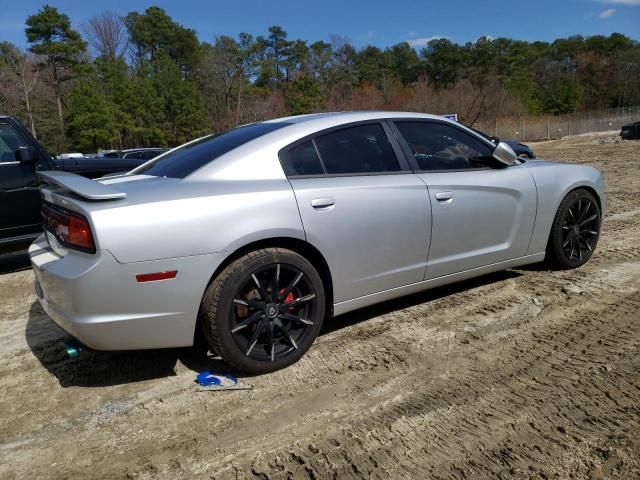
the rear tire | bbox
[200,248,325,374]
[546,189,601,269]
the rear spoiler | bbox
[37,171,126,200]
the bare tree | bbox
[83,11,128,59]
[0,43,40,137]
[17,52,40,137]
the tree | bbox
[0,42,40,137]
[328,35,358,100]
[124,7,201,74]
[83,11,128,60]
[65,71,121,151]
[151,52,206,144]
[386,42,419,85]
[287,76,323,115]
[356,46,387,86]
[419,38,465,89]
[25,5,86,131]
[308,41,332,84]
[265,26,291,87]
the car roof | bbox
[192,111,479,181]
[253,111,457,147]
[265,111,446,126]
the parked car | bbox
[469,126,536,158]
[57,152,85,159]
[30,112,605,373]
[0,115,166,252]
[620,121,640,140]
[96,148,168,160]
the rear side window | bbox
[314,124,400,175]
[281,141,324,176]
[136,122,290,178]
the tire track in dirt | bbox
[227,289,640,479]
[2,135,640,480]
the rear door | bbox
[0,123,41,239]
[391,120,537,279]
[282,122,431,303]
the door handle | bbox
[435,191,454,202]
[311,197,336,209]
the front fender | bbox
[525,160,605,255]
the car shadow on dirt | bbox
[25,298,262,388]
[322,269,522,334]
[26,269,522,388]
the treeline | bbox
[0,5,639,152]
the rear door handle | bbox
[435,191,454,202]
[311,197,336,209]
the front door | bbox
[391,120,537,279]
[0,123,41,240]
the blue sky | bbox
[1,0,639,49]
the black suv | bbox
[0,115,165,252]
[620,121,640,140]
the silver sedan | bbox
[30,112,605,373]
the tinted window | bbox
[314,124,400,175]
[395,122,493,170]
[142,150,164,159]
[282,141,324,176]
[136,122,290,178]
[0,124,26,163]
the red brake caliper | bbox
[279,289,295,310]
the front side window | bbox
[136,122,290,178]
[0,124,27,163]
[394,122,493,171]
[314,124,400,175]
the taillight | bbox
[42,203,96,253]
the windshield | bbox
[135,122,290,178]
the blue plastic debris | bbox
[195,371,252,391]
[63,339,83,358]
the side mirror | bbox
[492,141,517,166]
[16,146,38,165]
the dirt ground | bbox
[1,133,639,480]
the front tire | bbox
[200,248,325,374]
[546,189,601,269]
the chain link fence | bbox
[476,106,640,142]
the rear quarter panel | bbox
[47,177,305,263]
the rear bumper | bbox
[30,235,226,350]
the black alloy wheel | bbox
[547,189,601,269]
[560,198,599,262]
[200,248,325,374]
[229,262,318,362]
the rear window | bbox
[136,122,290,178]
